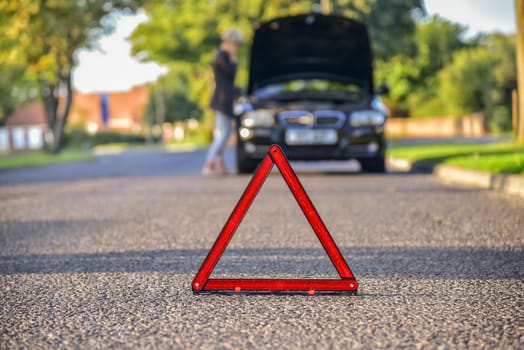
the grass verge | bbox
[0,150,94,170]
[388,142,524,175]
[94,134,210,153]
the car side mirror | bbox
[377,83,390,96]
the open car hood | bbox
[248,14,374,95]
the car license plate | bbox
[285,129,338,145]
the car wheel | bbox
[236,149,260,174]
[359,156,386,173]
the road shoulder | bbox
[387,155,524,198]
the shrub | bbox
[64,128,145,148]
[408,91,450,118]
[489,105,512,134]
[438,47,499,116]
[62,127,91,149]
[91,131,145,145]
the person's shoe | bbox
[202,160,215,176]
[202,167,215,176]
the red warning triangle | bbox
[192,145,358,294]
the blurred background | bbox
[0,0,522,175]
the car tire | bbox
[359,156,386,173]
[236,148,260,174]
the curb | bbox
[387,156,435,173]
[387,156,524,198]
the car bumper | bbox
[238,125,385,160]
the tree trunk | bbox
[154,82,165,142]
[516,0,524,143]
[40,66,74,154]
[51,71,74,154]
[40,80,59,152]
[513,89,519,140]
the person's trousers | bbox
[205,111,232,162]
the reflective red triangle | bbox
[192,145,358,294]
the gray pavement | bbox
[1,148,523,349]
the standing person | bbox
[202,28,244,175]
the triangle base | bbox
[194,278,358,295]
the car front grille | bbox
[278,110,346,128]
[314,110,346,128]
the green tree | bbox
[0,0,142,153]
[407,16,468,116]
[132,0,425,65]
[146,69,201,124]
[0,1,39,126]
[0,64,37,126]
[334,0,424,60]
[438,47,499,116]
[376,16,469,117]
[483,33,517,106]
[481,33,517,132]
[375,55,420,115]
[415,15,467,78]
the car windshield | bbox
[253,79,364,100]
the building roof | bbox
[5,102,47,127]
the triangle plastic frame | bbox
[192,145,358,295]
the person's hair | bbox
[221,28,244,44]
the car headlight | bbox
[350,110,385,127]
[242,110,274,127]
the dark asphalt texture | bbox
[1,148,523,349]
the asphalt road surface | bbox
[1,148,523,349]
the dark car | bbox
[236,14,389,173]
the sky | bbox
[72,0,518,93]
[72,11,166,94]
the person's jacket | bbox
[209,49,237,118]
